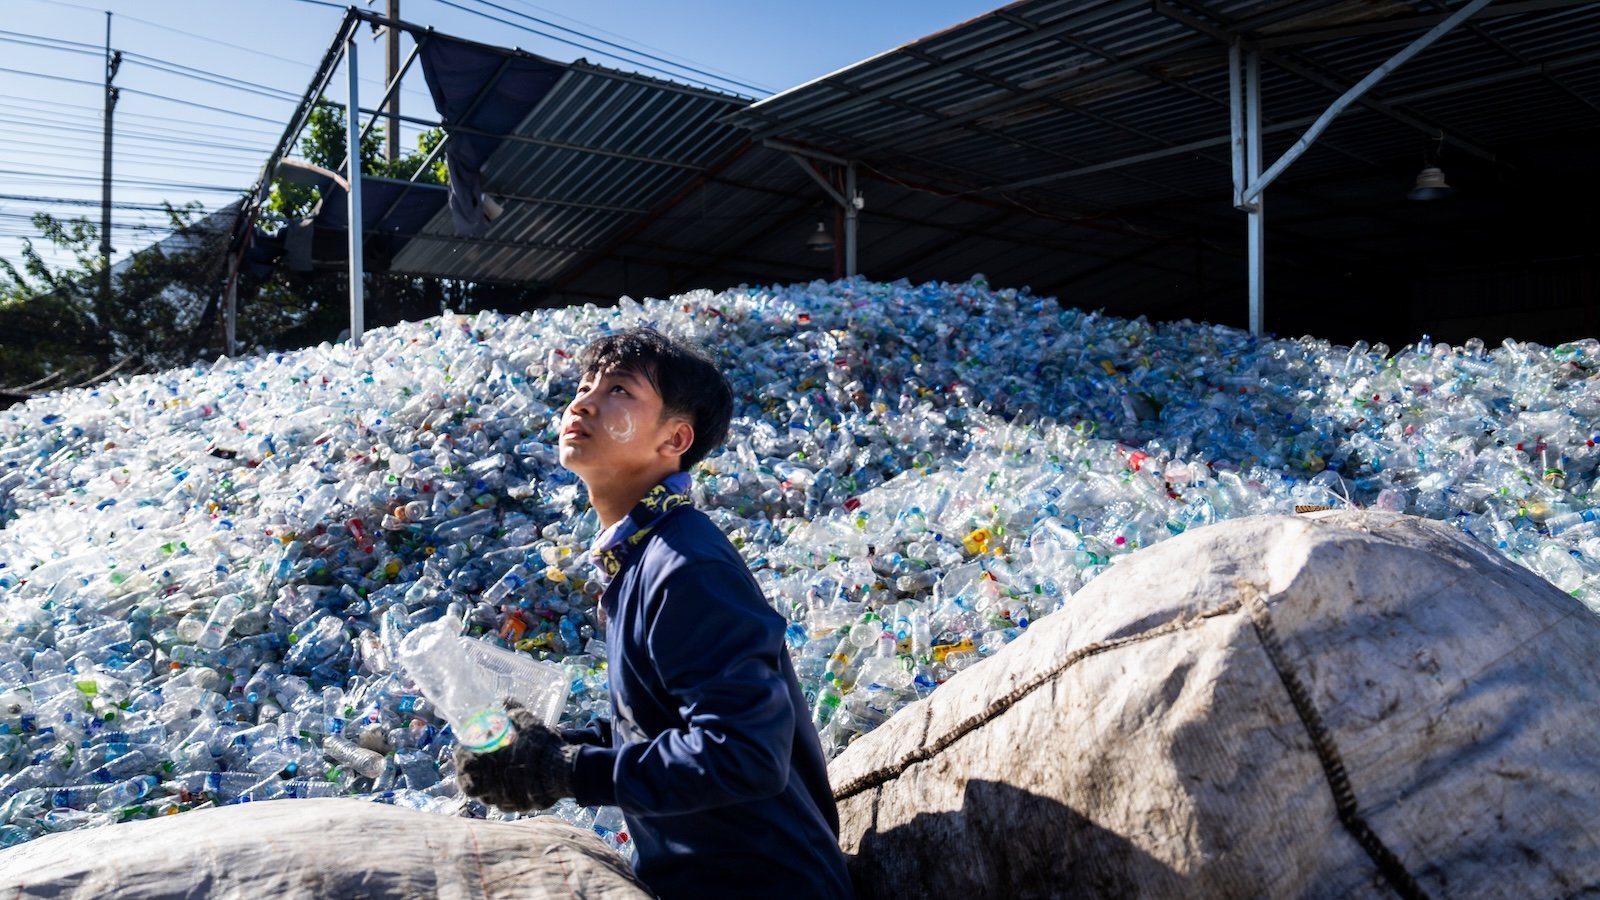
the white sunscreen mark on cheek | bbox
[604,411,637,443]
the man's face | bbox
[558,365,677,480]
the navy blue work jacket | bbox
[565,506,853,900]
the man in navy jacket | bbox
[455,327,853,899]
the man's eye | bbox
[610,385,628,394]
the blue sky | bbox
[0,0,1001,277]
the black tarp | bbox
[249,178,448,275]
[418,36,564,237]
[317,177,447,235]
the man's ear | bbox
[659,418,694,461]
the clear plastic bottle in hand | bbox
[396,618,566,753]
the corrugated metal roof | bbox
[731,0,1599,205]
[389,52,749,284]
[680,0,1597,341]
[319,1,1599,346]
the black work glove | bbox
[453,701,579,812]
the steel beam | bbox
[785,153,849,208]
[782,151,860,277]
[1242,0,1496,206]
[987,43,1597,194]
[1260,49,1498,164]
[764,139,850,167]
[344,35,426,173]
[1230,41,1250,212]
[232,7,361,254]
[1256,0,1590,47]
[1160,1,1498,165]
[407,132,449,183]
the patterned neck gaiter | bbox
[587,471,694,589]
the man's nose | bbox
[568,387,595,415]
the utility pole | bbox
[385,0,400,163]
[101,12,121,307]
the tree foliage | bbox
[268,100,445,225]
[1,98,527,407]
[0,203,234,397]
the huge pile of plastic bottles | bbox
[2,275,1598,850]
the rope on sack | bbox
[1246,593,1430,900]
[831,598,1244,802]
[829,569,1430,900]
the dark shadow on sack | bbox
[846,779,1182,900]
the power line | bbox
[497,0,770,92]
[0,17,433,108]
[19,159,248,183]
[0,219,226,247]
[12,131,268,158]
[1,52,422,140]
[0,30,102,58]
[125,53,302,103]
[0,29,297,136]
[0,96,285,140]
[20,0,316,69]
[4,103,261,136]
[457,0,768,94]
[0,169,247,195]
[0,205,222,222]
[134,49,431,111]
[0,216,203,230]
[6,114,274,154]
[431,0,760,98]
[7,112,430,169]
[130,50,434,109]
[2,137,262,169]
[2,134,265,166]
[0,65,288,125]
[0,194,231,213]
[0,218,200,230]
[0,29,302,102]
[0,225,214,244]
[0,215,194,233]
[0,144,258,174]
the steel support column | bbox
[1230,42,1265,337]
[1227,0,1493,337]
[776,143,861,278]
[225,254,238,356]
[1242,0,1495,205]
[844,162,858,277]
[1245,48,1264,338]
[346,36,365,347]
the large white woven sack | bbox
[0,797,651,899]
[829,510,1600,898]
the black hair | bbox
[577,327,734,471]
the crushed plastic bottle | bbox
[394,618,565,753]
[3,276,1600,853]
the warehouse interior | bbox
[241,0,1600,351]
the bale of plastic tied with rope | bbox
[829,510,1600,898]
[0,798,652,898]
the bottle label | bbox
[458,709,514,753]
